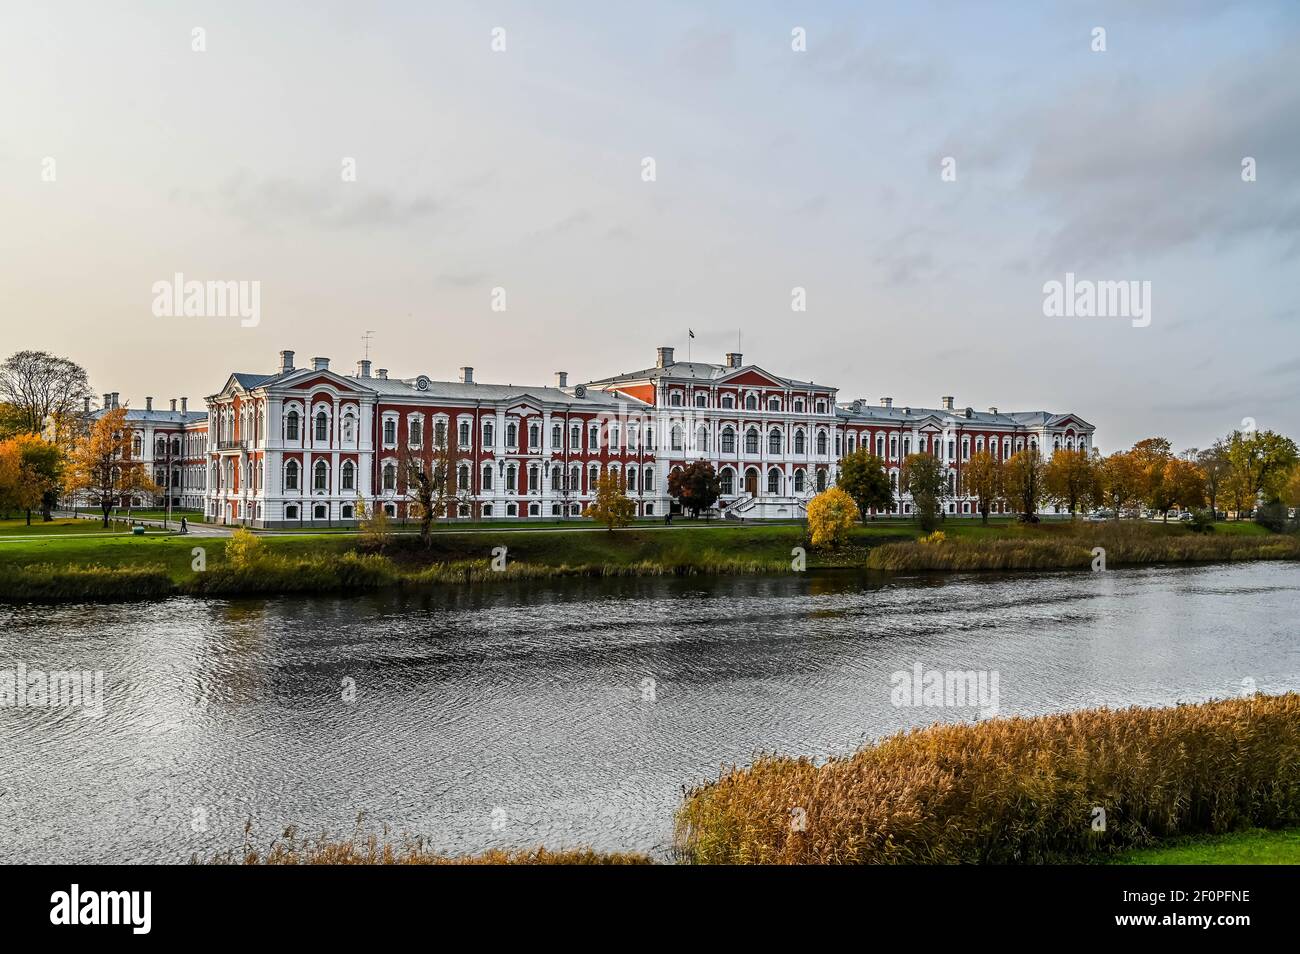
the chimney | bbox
[553,371,568,388]
[83,397,91,414]
[941,396,955,410]
[376,368,388,380]
[145,396,153,411]
[725,352,743,369]
[181,397,188,413]
[312,356,329,371]
[279,350,295,373]
[459,367,474,384]
[356,359,372,378]
[111,392,120,409]
[103,393,111,411]
[880,397,893,408]
[170,399,177,412]
[988,406,999,415]
[656,346,674,368]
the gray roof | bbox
[345,375,628,407]
[90,408,208,426]
[837,402,1091,430]
[584,360,827,390]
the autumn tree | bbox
[1163,457,1206,515]
[1003,447,1045,522]
[1043,448,1100,518]
[961,450,1004,525]
[1099,451,1142,519]
[1196,440,1230,520]
[0,351,91,443]
[837,449,893,521]
[66,407,158,527]
[1224,429,1298,518]
[902,452,946,531]
[585,469,635,530]
[806,486,859,549]
[667,460,720,518]
[0,434,63,524]
[1129,437,1175,518]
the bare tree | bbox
[0,351,91,440]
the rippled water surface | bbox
[1,562,1297,862]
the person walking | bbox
[180,516,188,535]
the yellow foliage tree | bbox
[225,527,263,568]
[585,470,636,531]
[66,406,158,527]
[806,486,859,549]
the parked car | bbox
[1178,511,1194,522]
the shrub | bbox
[224,528,263,568]
[1188,508,1216,533]
[806,487,859,549]
[1255,501,1290,533]
[920,530,946,545]
[0,563,174,602]
[675,693,1300,864]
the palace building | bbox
[84,345,1095,525]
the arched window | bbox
[745,394,757,410]
[794,469,805,493]
[643,468,654,492]
[409,418,423,447]
[816,431,828,455]
[284,460,300,490]
[794,430,806,454]
[481,465,493,491]
[816,469,828,491]
[286,410,300,441]
[695,425,708,451]
[670,393,683,407]
[528,424,539,449]
[671,425,683,451]
[314,411,328,442]
[767,467,781,494]
[434,420,446,447]
[626,467,637,492]
[768,428,782,454]
[570,425,581,450]
[745,428,759,454]
[694,393,707,407]
[459,464,471,488]
[506,423,517,448]
[341,461,355,490]
[313,460,328,491]
[459,422,471,447]
[528,465,540,493]
[794,399,805,412]
[720,468,734,495]
[722,427,736,454]
[506,464,517,492]
[551,424,561,448]
[483,421,494,446]
[382,462,396,491]
[721,394,735,409]
[767,397,780,411]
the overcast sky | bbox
[2,0,1297,450]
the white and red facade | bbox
[199,346,1095,527]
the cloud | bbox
[176,170,442,232]
[977,41,1300,266]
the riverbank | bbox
[0,518,1294,602]
[674,693,1300,864]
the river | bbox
[1,561,1296,862]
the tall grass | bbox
[0,563,174,601]
[202,823,651,865]
[675,693,1300,864]
[867,522,1300,571]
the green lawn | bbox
[0,516,1289,584]
[1109,828,1300,865]
[0,517,129,536]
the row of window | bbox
[666,392,829,413]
